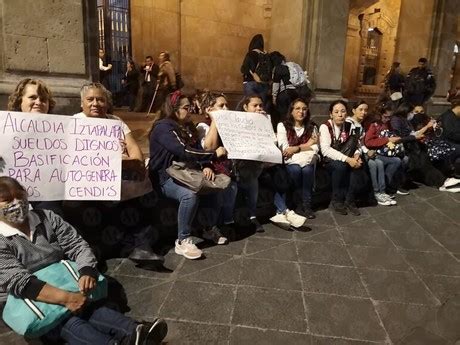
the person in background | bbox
[240,34,271,109]
[153,51,177,112]
[320,100,363,216]
[98,49,112,91]
[0,176,168,345]
[271,51,297,124]
[385,62,404,104]
[122,60,140,112]
[140,55,159,112]
[405,57,436,106]
[7,78,63,215]
[274,99,318,219]
[149,93,228,260]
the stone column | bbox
[0,0,98,114]
[303,0,350,114]
[429,0,459,100]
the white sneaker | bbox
[203,226,228,245]
[382,193,397,205]
[440,185,460,193]
[443,177,460,188]
[270,213,291,227]
[375,193,391,206]
[175,237,202,259]
[285,210,307,228]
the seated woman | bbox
[196,92,238,230]
[73,82,163,264]
[149,92,228,260]
[441,89,460,183]
[7,78,63,215]
[364,104,404,204]
[0,176,167,345]
[274,99,319,219]
[319,100,363,216]
[390,102,459,191]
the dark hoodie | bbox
[241,34,265,82]
[149,119,216,185]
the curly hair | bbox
[200,91,227,116]
[7,78,56,113]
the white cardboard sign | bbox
[0,111,122,201]
[211,110,282,164]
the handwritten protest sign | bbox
[0,111,122,201]
[211,110,282,164]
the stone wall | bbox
[0,0,98,114]
[130,0,271,92]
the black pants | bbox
[325,160,355,204]
[405,142,446,187]
[140,81,155,112]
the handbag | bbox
[375,128,405,157]
[425,138,455,161]
[2,260,107,338]
[166,161,231,194]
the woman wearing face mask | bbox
[196,92,238,231]
[273,99,319,220]
[7,78,63,215]
[0,176,168,345]
[391,102,459,190]
[149,93,228,260]
[319,100,363,216]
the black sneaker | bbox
[296,204,316,219]
[250,218,265,232]
[345,202,361,216]
[132,319,168,345]
[330,201,347,215]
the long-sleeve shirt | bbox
[240,50,259,82]
[158,61,176,89]
[272,65,295,100]
[364,122,390,149]
[319,121,350,162]
[390,116,417,143]
[440,109,460,144]
[0,210,98,303]
[149,119,216,184]
[277,122,318,166]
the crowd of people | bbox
[1,36,459,344]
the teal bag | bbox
[2,260,107,338]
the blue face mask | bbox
[0,199,29,224]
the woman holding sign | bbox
[7,78,63,216]
[149,92,228,260]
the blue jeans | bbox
[376,155,402,191]
[273,164,315,213]
[367,158,385,193]
[50,306,136,345]
[161,178,199,240]
[237,177,259,219]
[219,181,238,224]
[325,160,353,203]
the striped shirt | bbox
[0,210,97,303]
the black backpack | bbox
[254,51,272,83]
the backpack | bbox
[285,61,306,87]
[253,51,272,83]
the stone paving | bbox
[1,111,459,344]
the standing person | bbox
[149,93,228,260]
[385,62,404,103]
[319,100,363,216]
[274,99,319,219]
[98,49,112,91]
[0,176,168,345]
[240,34,272,109]
[7,78,62,215]
[196,92,238,230]
[271,51,298,124]
[364,106,404,205]
[405,57,436,106]
[122,60,140,112]
[140,55,159,112]
[154,51,177,112]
